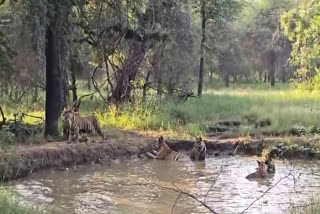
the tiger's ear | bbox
[195,136,202,142]
[159,135,164,143]
[257,160,261,166]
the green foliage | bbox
[0,127,16,146]
[281,1,320,89]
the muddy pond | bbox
[6,156,320,214]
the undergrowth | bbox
[2,83,320,143]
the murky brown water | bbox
[7,156,320,214]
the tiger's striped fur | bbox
[190,137,206,161]
[146,136,185,161]
[265,154,275,173]
[62,108,104,143]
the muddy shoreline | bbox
[0,131,319,181]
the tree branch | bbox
[240,173,295,214]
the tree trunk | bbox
[143,71,151,101]
[197,0,206,96]
[225,74,229,87]
[32,86,38,102]
[209,70,213,84]
[87,77,91,91]
[270,65,275,86]
[264,71,267,83]
[269,50,276,87]
[70,60,78,103]
[44,3,69,136]
[110,41,149,103]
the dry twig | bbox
[239,172,295,214]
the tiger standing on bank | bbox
[62,108,104,143]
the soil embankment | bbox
[0,130,267,181]
[0,129,318,181]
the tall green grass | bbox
[3,83,320,139]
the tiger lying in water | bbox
[146,136,206,161]
[62,108,104,143]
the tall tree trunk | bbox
[143,71,151,101]
[87,77,91,91]
[197,0,206,96]
[110,41,149,103]
[155,43,164,96]
[32,86,38,102]
[209,70,213,84]
[270,65,275,86]
[269,50,276,87]
[45,2,69,136]
[225,74,229,87]
[70,61,78,103]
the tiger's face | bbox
[256,160,268,173]
[157,135,164,148]
[194,137,206,153]
[62,108,73,120]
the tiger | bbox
[146,136,206,161]
[264,154,275,173]
[245,160,268,179]
[62,108,104,143]
[190,137,206,161]
[146,136,185,161]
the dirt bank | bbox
[0,131,269,181]
[1,130,318,181]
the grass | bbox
[0,190,59,214]
[2,82,320,141]
[72,85,320,138]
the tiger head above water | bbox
[246,160,268,179]
[190,137,206,161]
[264,154,275,173]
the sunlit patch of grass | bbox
[3,83,320,140]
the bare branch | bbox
[153,183,218,214]
[240,173,295,214]
[171,192,183,214]
[21,112,43,121]
[204,166,223,203]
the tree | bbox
[281,0,320,90]
[22,0,75,136]
[192,0,242,96]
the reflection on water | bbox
[7,156,320,214]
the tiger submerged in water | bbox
[264,154,275,173]
[190,137,206,161]
[146,136,206,161]
[245,160,268,179]
[62,108,104,143]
